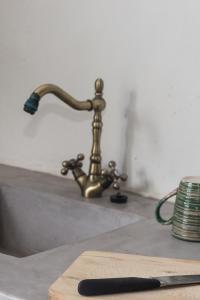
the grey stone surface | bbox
[0,164,197,300]
[0,164,172,219]
[0,185,139,257]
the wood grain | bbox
[49,251,200,300]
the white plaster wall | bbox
[0,0,200,199]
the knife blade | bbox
[78,275,200,296]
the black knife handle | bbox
[78,277,161,296]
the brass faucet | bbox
[24,79,126,198]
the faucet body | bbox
[24,79,113,198]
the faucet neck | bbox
[88,78,106,181]
[88,110,103,181]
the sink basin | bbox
[0,185,137,258]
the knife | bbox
[78,275,200,296]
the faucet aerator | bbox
[24,92,40,115]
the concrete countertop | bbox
[0,164,199,300]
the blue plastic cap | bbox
[24,92,40,115]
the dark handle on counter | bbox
[78,277,161,296]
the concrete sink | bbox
[0,185,135,258]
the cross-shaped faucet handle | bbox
[61,153,85,176]
[101,160,128,191]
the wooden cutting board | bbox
[49,251,200,300]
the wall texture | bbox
[0,0,200,198]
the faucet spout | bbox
[24,83,93,115]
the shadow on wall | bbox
[0,188,4,247]
[23,102,90,138]
[121,91,159,196]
